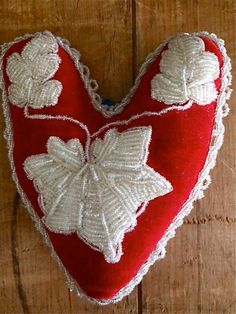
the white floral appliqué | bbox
[151,34,220,105]
[24,127,172,263]
[6,32,62,109]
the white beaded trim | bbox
[0,31,232,305]
[23,127,172,263]
[6,32,62,109]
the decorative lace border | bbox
[0,31,232,305]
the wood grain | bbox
[0,1,235,313]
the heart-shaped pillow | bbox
[0,31,232,304]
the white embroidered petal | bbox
[151,34,220,106]
[158,50,185,81]
[25,155,71,193]
[6,32,62,109]
[168,34,204,58]
[24,154,52,180]
[28,80,62,108]
[21,32,59,62]
[24,137,86,233]
[47,136,85,171]
[22,33,61,81]
[188,52,220,87]
[30,54,61,81]
[6,53,31,85]
[151,74,189,104]
[189,82,218,105]
[91,127,152,171]
[117,166,173,203]
[25,155,78,229]
[159,35,204,82]
[26,159,61,207]
[24,127,173,263]
[44,173,88,233]
[8,80,30,107]
[78,181,138,263]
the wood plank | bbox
[136,0,236,313]
[1,0,235,313]
[0,0,137,313]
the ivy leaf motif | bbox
[6,32,62,109]
[151,34,220,105]
[24,127,173,263]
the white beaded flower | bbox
[151,34,220,105]
[6,32,62,109]
[24,127,172,263]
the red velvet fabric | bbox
[2,35,223,300]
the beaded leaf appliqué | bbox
[151,34,220,105]
[24,127,172,263]
[6,32,62,109]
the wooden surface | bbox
[0,1,235,313]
